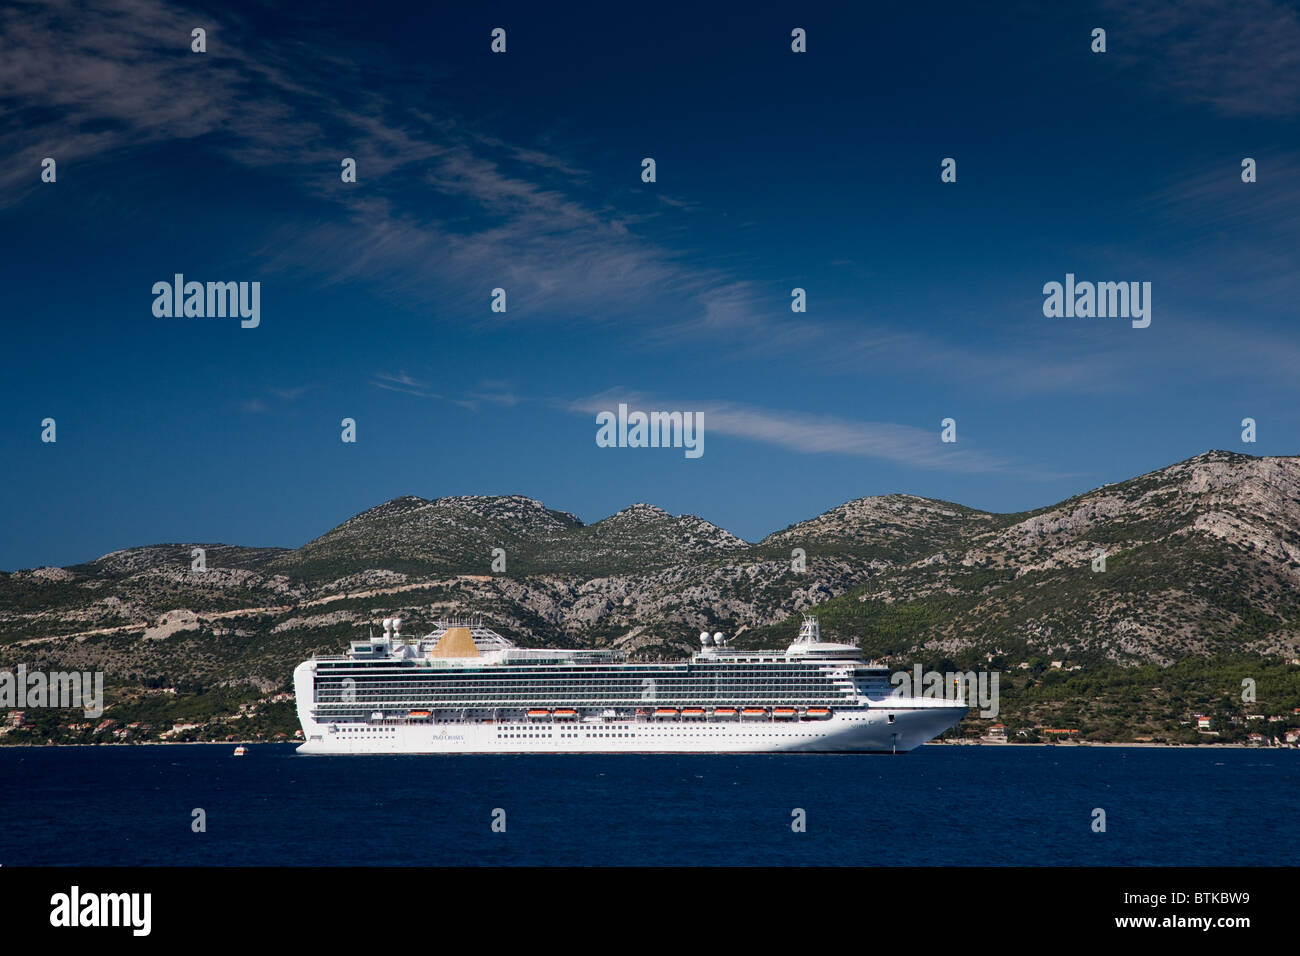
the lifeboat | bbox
[712,707,738,719]
[773,707,798,719]
[805,707,831,719]
[741,707,768,719]
[408,710,431,718]
[553,709,578,719]
[527,709,551,719]
[681,708,706,718]
[654,708,679,718]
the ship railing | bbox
[311,695,852,706]
[312,704,848,717]
[511,650,624,659]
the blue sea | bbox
[2,744,1295,866]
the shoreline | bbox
[0,739,1293,751]
[934,739,1293,750]
[0,739,293,748]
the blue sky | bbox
[2,0,1299,569]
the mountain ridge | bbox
[3,448,1298,671]
[5,449,1300,745]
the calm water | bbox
[2,744,1294,866]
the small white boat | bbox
[233,745,247,756]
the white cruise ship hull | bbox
[295,704,966,755]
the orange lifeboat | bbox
[408,710,431,718]
[654,708,679,718]
[805,707,831,719]
[527,709,551,719]
[681,708,706,718]
[741,707,768,719]
[773,707,798,719]
[712,707,738,719]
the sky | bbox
[2,0,1299,570]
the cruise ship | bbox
[293,616,967,754]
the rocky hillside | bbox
[3,451,1299,705]
[270,494,584,581]
[755,494,1004,562]
[736,451,1300,666]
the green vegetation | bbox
[945,656,1300,744]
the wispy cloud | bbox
[269,384,315,401]
[0,0,728,324]
[371,371,521,411]
[567,391,1072,479]
[240,384,314,414]
[7,0,1297,408]
[239,397,270,414]
[374,370,427,390]
[1102,0,1300,117]
[372,370,441,401]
